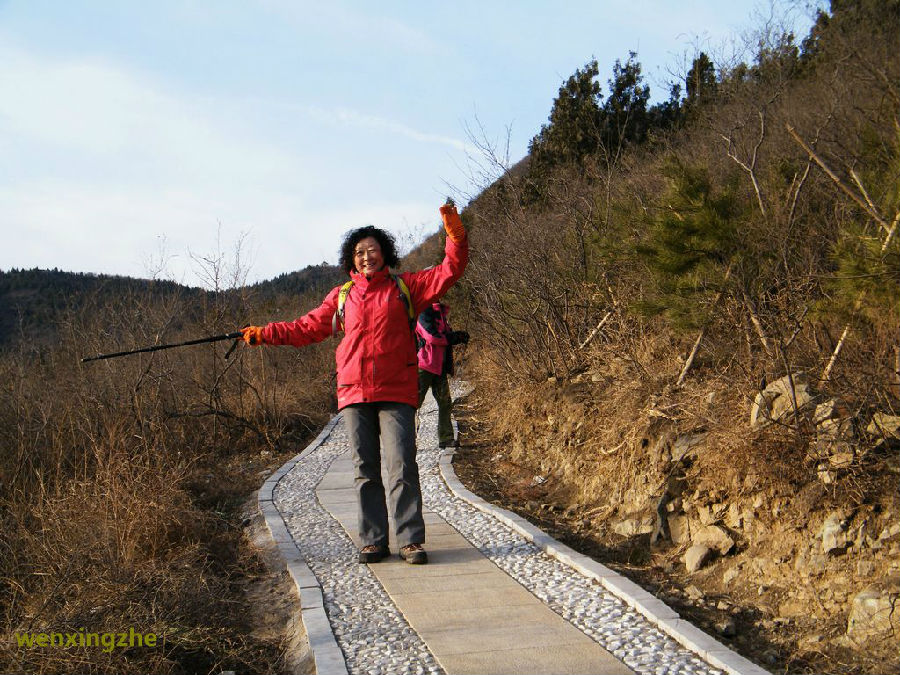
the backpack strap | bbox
[391,274,415,331]
[332,280,355,335]
[332,275,415,335]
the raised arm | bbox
[403,203,469,314]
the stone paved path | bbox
[259,391,770,675]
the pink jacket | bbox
[261,235,468,409]
[415,303,450,376]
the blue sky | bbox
[0,1,817,286]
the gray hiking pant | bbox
[342,402,425,549]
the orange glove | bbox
[241,325,265,346]
[439,203,466,244]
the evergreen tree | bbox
[599,52,650,151]
[528,59,603,171]
[685,52,716,103]
[635,161,746,331]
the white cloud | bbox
[299,104,474,153]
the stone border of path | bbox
[438,422,771,675]
[257,415,350,675]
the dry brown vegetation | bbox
[0,278,337,673]
[450,3,899,673]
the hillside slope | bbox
[447,3,899,673]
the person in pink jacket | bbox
[241,203,468,565]
[416,302,469,448]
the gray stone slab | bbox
[301,607,349,675]
[320,504,357,519]
[316,489,357,505]
[706,648,773,675]
[437,643,634,675]
[421,614,602,655]
[372,546,498,579]
[298,584,325,609]
[386,583,537,608]
[372,569,520,594]
[316,471,355,490]
[284,556,320,591]
[265,517,294,544]
[421,520,463,538]
[421,532,475,551]
[258,483,275,501]
[395,592,557,632]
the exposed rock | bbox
[814,398,847,425]
[613,518,653,537]
[799,633,825,650]
[821,511,850,554]
[794,551,827,577]
[814,415,857,462]
[846,584,900,640]
[723,565,741,586]
[685,584,705,600]
[750,372,816,429]
[867,412,900,439]
[684,544,714,572]
[725,502,744,529]
[817,465,836,485]
[670,432,706,462]
[879,522,900,541]
[696,504,718,526]
[857,559,876,577]
[668,514,690,545]
[779,597,808,617]
[693,524,735,555]
[829,452,854,469]
[750,390,779,429]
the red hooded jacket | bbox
[261,235,468,409]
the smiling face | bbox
[353,236,384,277]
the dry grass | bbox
[0,291,335,674]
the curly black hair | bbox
[339,225,400,274]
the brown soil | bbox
[452,396,899,675]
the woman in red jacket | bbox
[241,203,468,565]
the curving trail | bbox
[258,391,769,675]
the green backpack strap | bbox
[332,275,414,335]
[391,274,415,331]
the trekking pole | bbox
[81,331,244,363]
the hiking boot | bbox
[438,439,458,449]
[400,543,428,565]
[358,544,389,564]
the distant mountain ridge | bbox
[0,264,345,346]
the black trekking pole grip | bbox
[81,331,245,363]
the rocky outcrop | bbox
[684,544,714,572]
[750,373,815,429]
[846,580,900,642]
